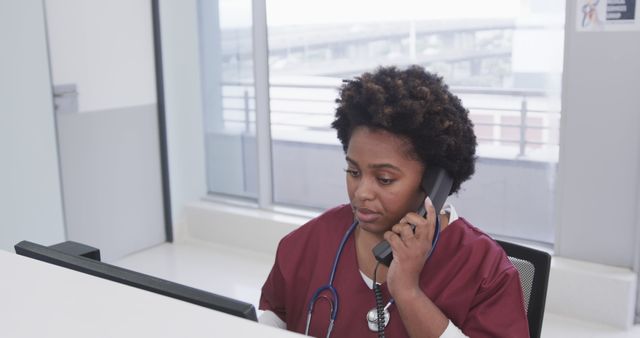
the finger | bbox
[397,223,416,240]
[413,197,436,240]
[397,216,410,227]
[391,222,415,236]
[424,196,437,226]
[384,230,407,249]
[403,212,425,231]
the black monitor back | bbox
[14,240,257,321]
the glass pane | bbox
[200,0,258,199]
[266,0,565,243]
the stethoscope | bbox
[304,216,441,337]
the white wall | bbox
[556,0,640,269]
[556,0,640,324]
[0,0,66,251]
[45,0,156,112]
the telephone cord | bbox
[373,261,386,338]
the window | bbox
[200,0,258,199]
[199,0,565,244]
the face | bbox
[345,126,425,236]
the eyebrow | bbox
[345,156,402,172]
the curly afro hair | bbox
[331,65,476,194]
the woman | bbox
[259,66,528,337]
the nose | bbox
[353,176,375,201]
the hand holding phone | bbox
[372,167,453,266]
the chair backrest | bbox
[496,240,551,338]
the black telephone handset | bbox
[372,167,454,266]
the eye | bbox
[378,177,394,185]
[345,168,360,177]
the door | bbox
[45,0,166,261]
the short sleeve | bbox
[259,254,287,322]
[461,266,529,337]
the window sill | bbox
[178,200,637,330]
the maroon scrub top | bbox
[260,204,529,337]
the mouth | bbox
[354,207,381,223]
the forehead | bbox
[346,127,421,166]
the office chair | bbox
[496,240,551,338]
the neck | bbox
[354,226,388,283]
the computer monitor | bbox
[14,240,257,321]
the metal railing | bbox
[219,81,560,160]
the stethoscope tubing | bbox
[306,221,358,320]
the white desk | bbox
[0,250,302,337]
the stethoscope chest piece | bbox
[366,307,390,332]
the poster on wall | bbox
[577,0,640,31]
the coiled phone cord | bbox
[373,261,386,338]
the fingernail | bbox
[425,196,433,205]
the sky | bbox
[219,0,523,28]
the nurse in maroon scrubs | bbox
[259,65,529,338]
